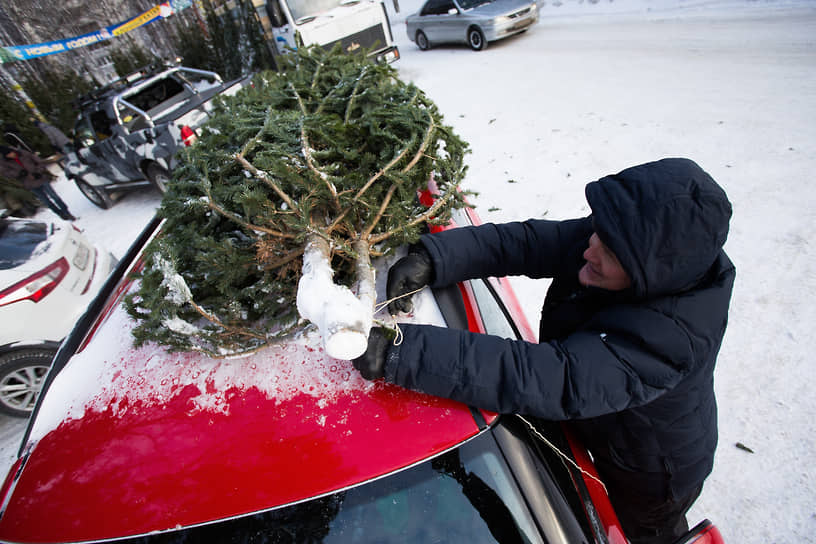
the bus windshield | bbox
[287,0,345,22]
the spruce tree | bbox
[125,46,470,359]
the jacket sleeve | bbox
[16,149,46,173]
[385,306,695,419]
[420,217,591,287]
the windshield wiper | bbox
[296,15,317,24]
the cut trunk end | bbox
[296,234,376,360]
[324,330,369,361]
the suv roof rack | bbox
[73,61,180,111]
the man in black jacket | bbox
[353,158,735,543]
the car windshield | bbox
[286,0,345,22]
[114,429,545,543]
[458,0,493,10]
[124,77,186,113]
[0,220,50,270]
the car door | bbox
[71,114,128,183]
[90,109,145,180]
[73,110,142,183]
[420,0,461,43]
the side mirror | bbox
[266,0,286,27]
[448,7,458,14]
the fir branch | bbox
[204,179,296,238]
[310,60,323,90]
[288,82,341,207]
[234,153,298,212]
[369,189,457,244]
[358,110,434,237]
[402,113,436,174]
[349,90,430,228]
[344,65,370,124]
[354,144,412,200]
[362,183,398,238]
[239,106,275,158]
[260,246,305,271]
[316,69,352,116]
[188,298,267,342]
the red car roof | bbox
[0,270,497,543]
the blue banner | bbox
[1,1,190,63]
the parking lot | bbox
[3,1,816,541]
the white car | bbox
[0,217,116,417]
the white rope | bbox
[516,414,608,494]
[373,286,426,346]
[373,286,426,314]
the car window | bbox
[125,77,186,113]
[72,115,96,148]
[0,220,50,270]
[421,0,457,15]
[89,110,113,140]
[470,279,521,341]
[112,430,546,543]
[458,0,492,9]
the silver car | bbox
[406,0,538,51]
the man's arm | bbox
[420,217,591,287]
[385,309,693,419]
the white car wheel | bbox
[0,350,54,418]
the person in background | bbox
[34,120,71,155]
[353,158,735,544]
[0,145,76,221]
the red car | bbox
[0,206,724,544]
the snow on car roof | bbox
[1,257,489,543]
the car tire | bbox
[468,27,487,51]
[75,176,114,209]
[146,163,172,194]
[0,349,54,418]
[416,30,430,51]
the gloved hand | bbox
[387,243,433,314]
[16,169,28,180]
[352,327,393,380]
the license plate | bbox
[73,244,90,270]
[511,19,533,32]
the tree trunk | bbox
[296,234,376,359]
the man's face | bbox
[578,233,632,291]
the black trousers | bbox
[598,461,704,544]
[31,183,74,220]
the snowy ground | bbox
[2,0,815,541]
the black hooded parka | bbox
[384,158,735,499]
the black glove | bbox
[387,243,433,314]
[352,327,393,380]
[16,169,28,180]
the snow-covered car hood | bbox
[0,248,497,543]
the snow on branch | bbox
[125,46,471,358]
